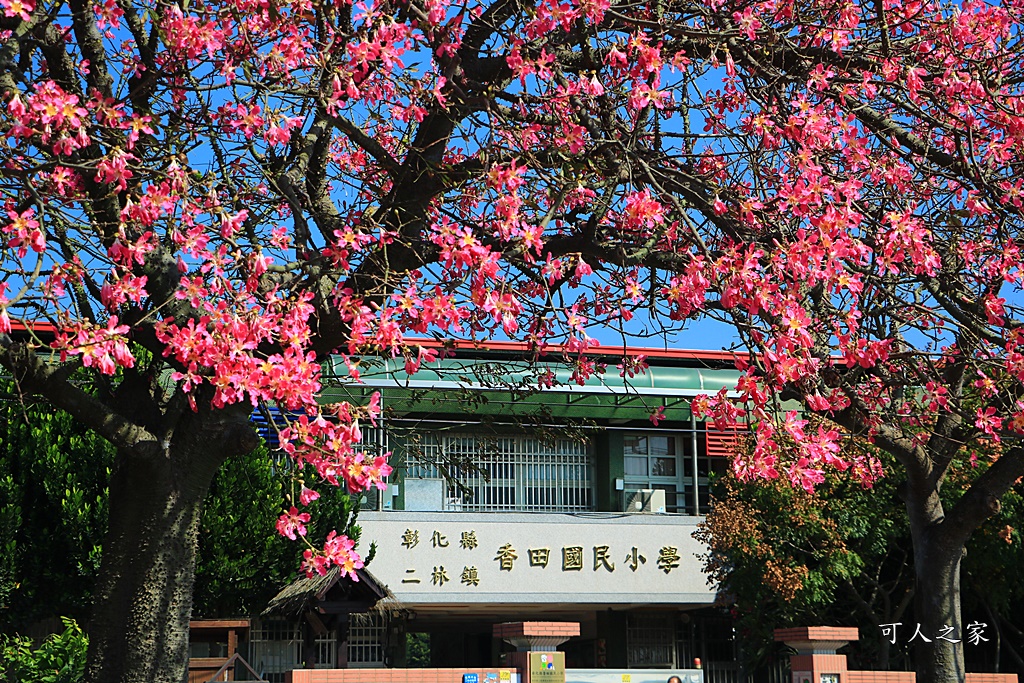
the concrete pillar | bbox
[494,622,581,683]
[775,627,859,683]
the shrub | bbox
[0,618,87,683]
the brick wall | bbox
[845,671,1018,683]
[845,671,917,683]
[965,674,1019,683]
[284,667,1020,683]
[286,668,513,683]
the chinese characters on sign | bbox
[879,622,989,645]
[594,546,615,572]
[563,546,584,571]
[431,566,449,586]
[495,543,518,571]
[401,529,420,549]
[398,528,687,588]
[657,546,681,574]
[625,547,647,572]
[461,566,480,586]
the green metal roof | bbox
[320,358,741,423]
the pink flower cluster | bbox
[302,531,365,579]
[6,82,90,156]
[3,209,45,258]
[51,317,136,375]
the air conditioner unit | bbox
[625,488,666,514]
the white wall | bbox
[359,511,714,605]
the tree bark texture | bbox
[904,476,967,683]
[84,405,257,683]
[912,532,966,683]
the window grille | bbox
[347,615,387,668]
[316,636,337,671]
[627,613,677,668]
[248,619,298,683]
[355,425,391,510]
[249,618,336,682]
[405,432,593,512]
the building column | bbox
[775,627,859,683]
[494,622,580,683]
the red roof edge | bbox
[407,337,746,363]
[8,320,57,335]
[6,321,742,363]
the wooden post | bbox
[227,627,238,681]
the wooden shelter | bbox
[262,566,397,669]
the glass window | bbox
[651,457,676,477]
[650,435,674,455]
[401,432,593,512]
[623,433,685,512]
[623,435,647,455]
[652,484,679,511]
[625,456,647,476]
[623,430,721,513]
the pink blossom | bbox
[299,486,320,506]
[1,0,34,22]
[276,507,311,540]
[976,407,1003,441]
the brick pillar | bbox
[506,652,531,683]
[775,627,859,683]
[493,622,580,683]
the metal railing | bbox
[405,432,594,512]
[700,659,790,683]
[347,615,386,668]
[248,618,336,683]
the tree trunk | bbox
[912,527,966,683]
[878,632,891,670]
[84,405,257,683]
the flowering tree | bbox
[2,0,1024,679]
[699,440,1024,673]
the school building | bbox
[246,342,746,681]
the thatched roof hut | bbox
[261,567,405,668]
[263,566,405,623]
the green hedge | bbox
[1,618,87,683]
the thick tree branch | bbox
[0,340,156,451]
[942,445,1024,547]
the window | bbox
[403,432,593,512]
[353,425,391,510]
[627,613,677,668]
[249,619,300,683]
[249,619,336,682]
[347,615,387,668]
[623,428,727,514]
[624,433,688,513]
